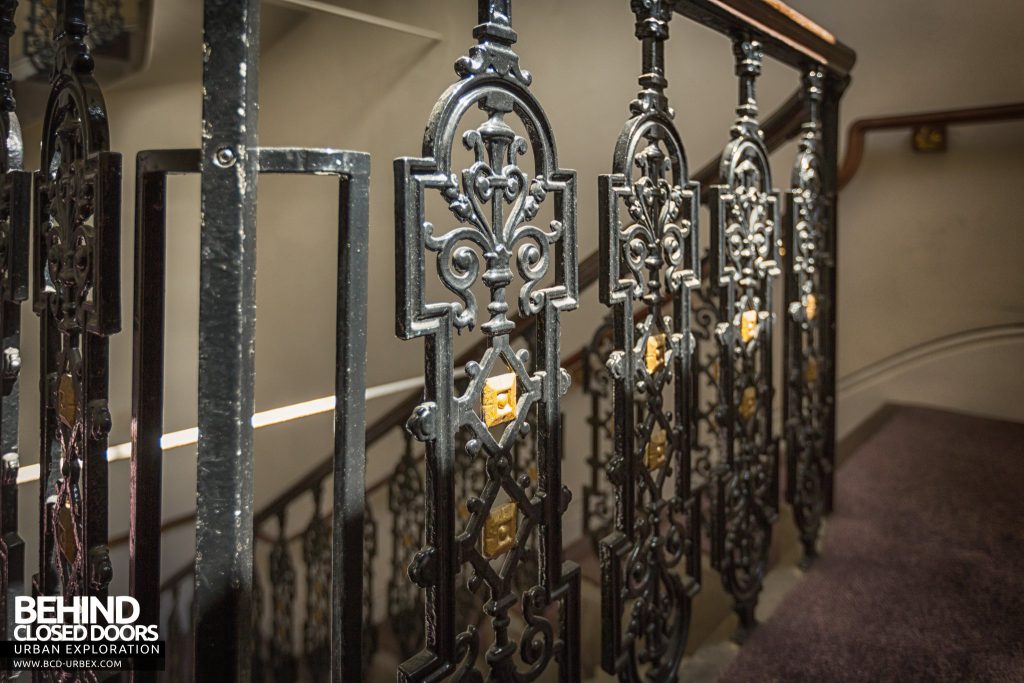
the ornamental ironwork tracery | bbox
[784,68,833,566]
[597,1,702,679]
[708,37,781,639]
[395,1,580,679]
[32,2,120,664]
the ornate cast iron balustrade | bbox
[0,0,27,663]
[597,2,702,679]
[708,37,782,639]
[395,1,580,679]
[0,1,859,678]
[32,1,120,648]
[784,68,834,565]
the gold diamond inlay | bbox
[482,502,517,559]
[57,373,77,427]
[805,357,819,384]
[645,334,668,374]
[57,502,77,563]
[740,310,760,343]
[805,293,818,321]
[482,372,517,428]
[739,386,758,419]
[644,427,668,471]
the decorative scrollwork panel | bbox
[784,68,833,566]
[32,1,120,631]
[395,2,580,680]
[708,37,781,639]
[597,3,702,679]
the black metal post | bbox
[821,72,847,514]
[194,0,260,677]
[131,149,199,683]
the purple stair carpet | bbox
[718,406,1024,683]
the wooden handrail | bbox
[838,101,1024,189]
[674,0,856,76]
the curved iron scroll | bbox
[597,2,701,679]
[708,37,781,639]
[32,0,120,634]
[0,0,28,658]
[395,1,580,680]
[784,68,832,565]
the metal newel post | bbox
[195,1,260,679]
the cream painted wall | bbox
[12,0,1024,603]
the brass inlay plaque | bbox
[482,372,517,428]
[57,373,76,426]
[740,310,760,343]
[805,293,817,321]
[57,502,77,563]
[805,357,818,384]
[482,502,517,559]
[644,427,668,471]
[645,334,668,374]
[739,386,757,419]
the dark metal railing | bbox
[0,0,858,681]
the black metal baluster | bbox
[387,434,426,661]
[395,1,580,679]
[708,36,781,641]
[303,484,330,680]
[783,68,831,566]
[0,1,27,663]
[252,564,266,683]
[597,2,702,677]
[819,72,846,517]
[131,148,198,683]
[362,501,378,675]
[194,1,260,675]
[269,513,297,682]
[32,0,120,655]
[581,317,614,555]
